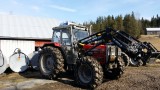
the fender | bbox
[42,42,61,48]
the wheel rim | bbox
[130,58,138,65]
[41,54,55,74]
[78,63,93,84]
[46,56,54,70]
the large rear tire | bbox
[39,46,64,79]
[74,56,103,89]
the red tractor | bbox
[38,22,127,88]
[39,22,160,88]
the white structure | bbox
[1,40,35,60]
[0,51,8,74]
[146,28,160,35]
[0,14,60,73]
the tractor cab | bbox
[52,22,89,46]
[51,22,90,65]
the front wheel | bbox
[74,56,103,89]
[105,56,125,79]
[39,46,64,79]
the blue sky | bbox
[0,0,159,23]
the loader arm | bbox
[77,28,160,64]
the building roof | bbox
[146,28,160,31]
[0,14,60,40]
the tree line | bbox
[83,12,160,38]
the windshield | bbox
[73,29,88,40]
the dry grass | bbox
[139,35,160,50]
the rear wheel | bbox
[74,56,103,89]
[39,46,64,79]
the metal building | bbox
[0,14,60,73]
[146,28,160,35]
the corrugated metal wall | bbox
[0,40,35,63]
[0,14,60,39]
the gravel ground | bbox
[26,64,160,90]
[1,63,159,90]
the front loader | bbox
[77,28,160,66]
